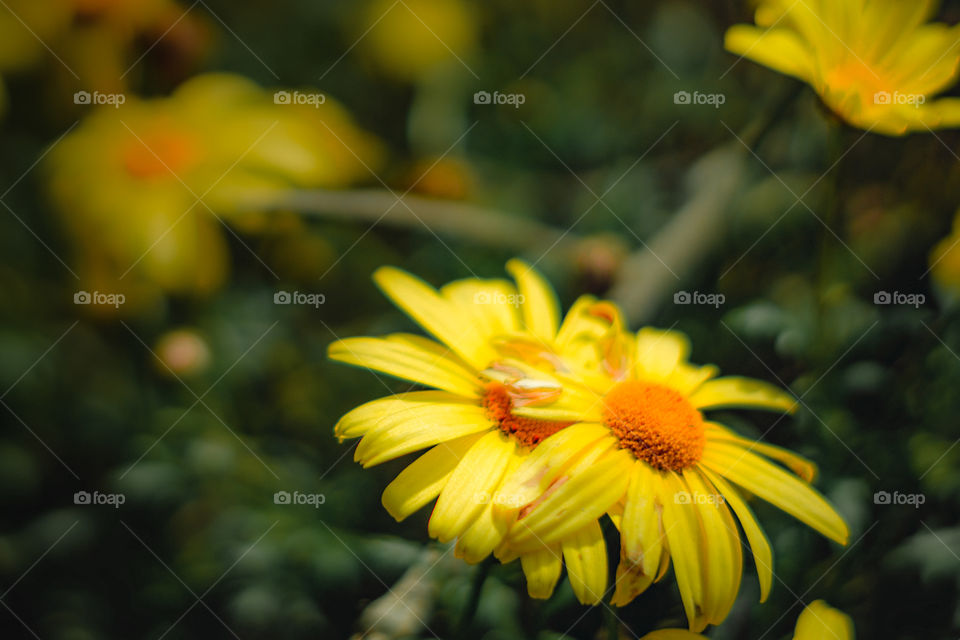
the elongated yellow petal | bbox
[621,462,663,579]
[509,447,630,551]
[724,24,814,82]
[690,377,797,413]
[705,423,817,482]
[493,424,611,511]
[701,441,849,545]
[793,600,854,640]
[700,467,774,602]
[656,471,706,632]
[520,543,563,599]
[382,432,484,521]
[455,452,524,563]
[335,390,464,440]
[610,549,656,607]
[635,327,690,382]
[428,431,514,543]
[441,278,521,341]
[328,333,479,397]
[561,520,608,605]
[374,266,496,365]
[506,259,560,343]
[683,468,742,626]
[355,402,490,467]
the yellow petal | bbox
[561,520,608,605]
[328,334,479,397]
[506,259,560,343]
[656,471,706,632]
[700,467,774,602]
[690,377,797,413]
[455,451,524,563]
[621,463,664,579]
[520,543,563,599]
[493,423,611,511]
[374,266,496,365]
[793,600,854,640]
[706,423,817,482]
[508,446,631,550]
[610,550,656,607]
[441,278,521,341]
[335,390,464,440]
[382,432,484,521]
[683,468,742,626]
[701,441,849,545]
[428,431,515,543]
[635,327,690,382]
[355,401,491,467]
[724,24,814,82]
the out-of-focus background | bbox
[1,1,959,638]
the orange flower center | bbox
[123,129,198,180]
[483,382,571,448]
[602,380,705,471]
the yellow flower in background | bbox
[929,211,960,296]
[329,261,626,605]
[725,1,960,135]
[640,599,854,640]
[361,0,476,81]
[47,72,381,311]
[493,325,848,630]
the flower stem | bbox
[458,556,494,635]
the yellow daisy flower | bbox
[725,0,960,135]
[46,73,381,311]
[328,261,624,604]
[640,599,854,640]
[493,322,849,630]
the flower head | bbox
[725,0,960,135]
[494,324,848,630]
[47,73,381,311]
[328,261,625,604]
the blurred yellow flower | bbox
[328,261,625,605]
[361,0,476,80]
[640,599,854,640]
[929,213,960,295]
[493,325,848,630]
[0,0,208,103]
[725,1,960,135]
[47,73,382,311]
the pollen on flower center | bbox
[483,382,571,448]
[602,380,705,471]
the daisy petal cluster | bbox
[725,0,960,135]
[329,261,849,628]
[641,600,853,640]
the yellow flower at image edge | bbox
[495,321,848,630]
[329,260,624,605]
[641,600,854,640]
[46,73,381,310]
[725,0,960,135]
